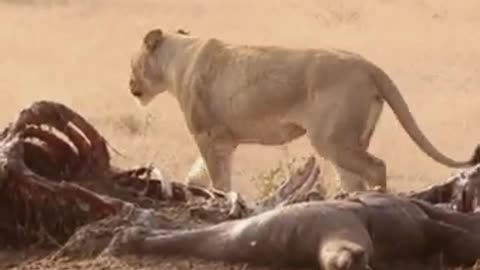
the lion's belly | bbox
[228,119,306,145]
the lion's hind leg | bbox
[305,96,386,192]
[333,166,368,192]
[309,137,387,192]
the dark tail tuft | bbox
[470,144,480,166]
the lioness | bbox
[109,193,480,269]
[128,28,480,192]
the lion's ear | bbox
[143,29,164,52]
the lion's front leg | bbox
[186,156,212,188]
[191,131,237,192]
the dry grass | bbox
[1,0,479,200]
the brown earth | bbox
[1,0,479,269]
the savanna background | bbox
[0,0,479,268]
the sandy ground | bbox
[1,0,479,269]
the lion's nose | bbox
[131,91,142,97]
[129,80,143,97]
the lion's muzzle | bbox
[131,90,143,98]
[129,79,143,98]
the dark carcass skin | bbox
[109,192,480,270]
[354,193,480,268]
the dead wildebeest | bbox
[107,192,480,270]
[353,193,480,269]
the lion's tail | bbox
[368,64,480,168]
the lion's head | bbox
[129,28,191,106]
[128,29,169,106]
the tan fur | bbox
[320,237,371,270]
[128,28,479,192]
